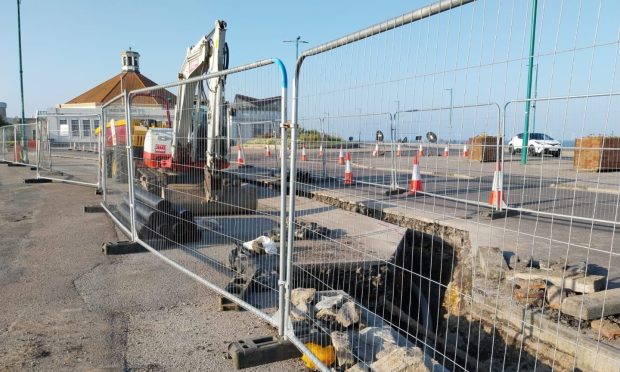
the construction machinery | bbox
[104,20,256,215]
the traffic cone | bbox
[318,144,324,158]
[338,145,345,165]
[344,152,353,185]
[237,145,245,166]
[396,143,402,157]
[409,156,423,195]
[301,144,308,161]
[443,146,449,157]
[372,143,379,157]
[264,145,271,157]
[462,144,469,157]
[489,162,507,210]
[418,143,424,157]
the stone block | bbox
[477,246,508,279]
[561,288,620,320]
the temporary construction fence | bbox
[0,123,37,167]
[35,112,102,188]
[285,0,620,371]
[3,0,620,370]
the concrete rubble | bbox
[290,288,316,321]
[591,318,620,340]
[290,289,444,370]
[477,246,508,279]
[560,288,620,320]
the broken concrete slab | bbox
[336,301,360,328]
[477,246,509,279]
[290,288,316,321]
[506,269,605,294]
[370,347,433,372]
[561,288,620,320]
[331,331,354,368]
[591,318,620,340]
[546,285,567,310]
[315,294,344,311]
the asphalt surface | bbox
[237,144,620,286]
[0,164,304,371]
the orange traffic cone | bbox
[418,143,424,157]
[396,143,402,157]
[489,162,507,210]
[301,144,308,161]
[318,144,324,158]
[338,145,345,165]
[264,145,272,157]
[344,152,353,185]
[409,156,423,194]
[237,145,245,166]
[14,145,22,162]
[462,144,469,157]
[372,143,379,157]
[443,146,449,157]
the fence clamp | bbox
[280,121,292,129]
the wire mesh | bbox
[124,60,288,328]
[285,0,620,371]
[0,123,36,166]
[36,113,101,187]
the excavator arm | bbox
[171,20,229,167]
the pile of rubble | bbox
[289,288,445,371]
[477,246,620,341]
[267,219,332,242]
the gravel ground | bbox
[0,165,305,371]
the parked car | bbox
[508,132,562,157]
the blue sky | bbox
[1,0,619,141]
[0,0,436,117]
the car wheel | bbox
[509,145,515,155]
[528,146,536,156]
[553,150,561,158]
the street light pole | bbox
[283,36,308,60]
[522,0,538,164]
[444,88,453,147]
[16,0,27,162]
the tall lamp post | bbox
[283,36,308,60]
[522,0,538,164]
[444,88,453,147]
[16,0,27,162]
[388,108,418,191]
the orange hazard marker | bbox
[396,143,402,157]
[462,144,469,157]
[237,145,245,166]
[338,145,345,165]
[301,144,308,161]
[372,143,380,157]
[318,144,324,158]
[418,143,424,157]
[489,162,507,210]
[443,146,449,157]
[344,152,353,185]
[264,145,272,157]
[409,155,423,194]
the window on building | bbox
[59,119,68,136]
[123,56,127,66]
[71,119,80,137]
[82,119,91,137]
[94,120,100,136]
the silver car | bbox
[508,132,562,157]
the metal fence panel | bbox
[120,59,290,334]
[36,113,101,187]
[0,123,37,166]
[286,0,620,371]
[100,94,133,235]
